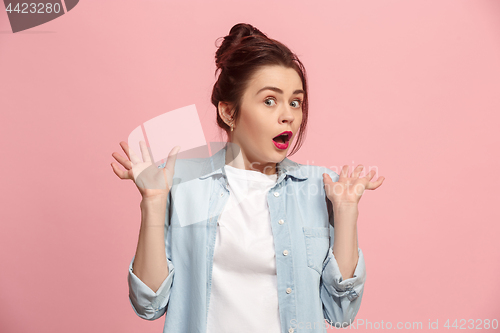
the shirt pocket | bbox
[302,227,330,275]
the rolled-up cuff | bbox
[322,248,365,301]
[128,255,175,320]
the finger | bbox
[323,174,337,196]
[110,162,131,180]
[339,165,349,181]
[352,164,364,178]
[322,173,333,186]
[119,141,131,160]
[165,146,181,172]
[120,141,142,164]
[363,169,376,182]
[112,152,133,170]
[140,140,153,163]
[366,176,385,190]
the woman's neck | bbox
[225,142,277,175]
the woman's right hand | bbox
[111,140,181,200]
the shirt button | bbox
[288,328,294,333]
[283,250,288,256]
[278,219,284,225]
[220,193,224,197]
[273,192,280,197]
[286,288,292,294]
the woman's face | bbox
[225,65,304,174]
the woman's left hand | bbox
[323,165,385,208]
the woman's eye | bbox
[264,98,276,106]
[291,99,302,108]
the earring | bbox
[230,123,234,132]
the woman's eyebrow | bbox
[256,86,305,96]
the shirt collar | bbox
[198,143,308,181]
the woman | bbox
[111,23,384,333]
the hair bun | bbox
[229,23,263,40]
[215,23,266,69]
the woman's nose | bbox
[280,106,295,123]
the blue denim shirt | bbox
[128,144,366,333]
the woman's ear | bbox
[218,101,235,125]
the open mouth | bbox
[272,131,292,148]
[273,131,292,143]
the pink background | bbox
[1,0,499,332]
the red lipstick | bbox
[272,131,292,150]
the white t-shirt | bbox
[206,164,281,333]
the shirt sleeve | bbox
[127,160,174,320]
[128,255,175,320]
[320,246,366,328]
